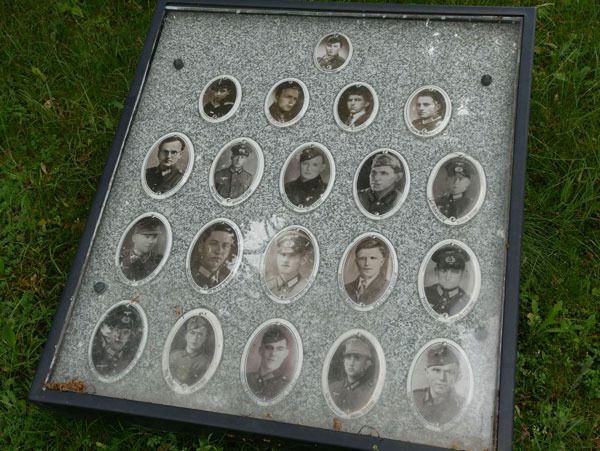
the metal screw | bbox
[481,74,492,86]
[93,282,106,294]
[173,58,184,70]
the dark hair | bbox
[339,85,374,119]
[325,35,343,45]
[416,89,446,116]
[201,222,235,243]
[159,135,186,152]
[261,325,288,346]
[355,237,388,260]
[275,81,302,98]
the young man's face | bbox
[369,165,400,193]
[103,326,131,353]
[346,94,368,114]
[436,268,464,290]
[186,326,208,353]
[231,154,247,169]
[343,353,370,381]
[158,140,183,169]
[326,41,341,56]
[131,232,159,255]
[259,338,289,372]
[426,363,458,397]
[355,247,385,280]
[300,155,325,181]
[416,95,440,120]
[451,174,471,195]
[213,87,231,102]
[199,231,234,272]
[276,251,304,278]
[276,88,300,112]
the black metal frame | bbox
[29,1,536,450]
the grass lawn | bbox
[1,0,598,449]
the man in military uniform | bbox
[92,306,139,377]
[329,336,375,414]
[435,160,473,219]
[358,152,405,216]
[340,84,372,129]
[344,237,389,306]
[412,343,464,425]
[145,136,185,194]
[120,216,164,281]
[317,34,346,71]
[269,81,302,123]
[424,246,470,317]
[193,222,235,289]
[169,316,211,386]
[246,325,291,401]
[203,78,236,119]
[214,142,254,200]
[284,146,328,208]
[266,232,311,299]
[411,89,444,134]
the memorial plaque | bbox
[30,2,535,450]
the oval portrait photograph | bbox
[264,78,309,127]
[241,319,303,405]
[261,226,319,304]
[141,132,194,199]
[322,329,386,419]
[198,75,241,123]
[339,232,397,311]
[353,148,410,220]
[404,85,451,137]
[334,82,378,132]
[313,32,352,73]
[408,339,473,429]
[88,300,148,383]
[186,218,243,294]
[209,137,264,206]
[427,153,486,225]
[418,239,481,322]
[116,212,172,285]
[162,308,223,394]
[280,142,335,212]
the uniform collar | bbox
[297,175,324,188]
[198,265,222,284]
[436,285,460,298]
[277,274,301,289]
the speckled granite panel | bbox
[49,9,522,450]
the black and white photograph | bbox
[313,32,352,73]
[353,148,410,220]
[116,212,171,285]
[408,339,473,429]
[264,78,309,127]
[241,319,302,405]
[334,82,378,132]
[427,153,487,225]
[186,218,243,293]
[198,75,241,123]
[209,137,264,206]
[88,300,148,383]
[404,85,451,137]
[141,132,194,199]
[279,142,335,212]
[322,329,385,419]
[339,233,397,311]
[162,309,223,394]
[261,226,319,304]
[418,239,481,322]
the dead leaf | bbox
[332,417,342,431]
[40,162,48,174]
[44,379,87,393]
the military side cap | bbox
[372,153,403,173]
[105,306,138,329]
[299,146,324,162]
[325,34,343,45]
[186,315,208,332]
[213,78,235,91]
[134,216,162,235]
[445,160,471,178]
[276,232,310,254]
[231,142,252,157]
[426,343,459,367]
[343,337,371,358]
[431,246,469,270]
[346,84,369,98]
